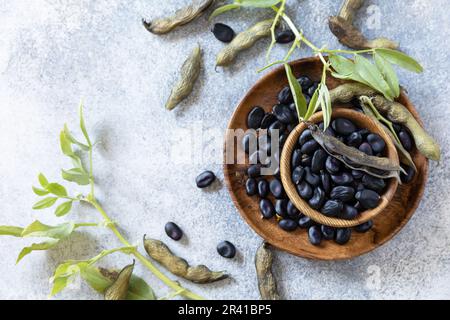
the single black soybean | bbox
[298,215,314,229]
[362,174,386,193]
[275,199,289,217]
[297,181,313,200]
[321,171,331,194]
[287,201,300,219]
[260,113,276,129]
[277,87,293,105]
[247,106,265,129]
[279,219,298,231]
[359,142,373,156]
[301,139,319,154]
[245,178,257,196]
[346,131,362,147]
[258,179,269,198]
[270,179,285,199]
[307,82,319,97]
[331,172,354,186]
[212,23,235,43]
[367,133,386,153]
[330,186,355,202]
[260,199,275,219]
[196,171,216,188]
[399,130,413,151]
[321,200,343,217]
[355,189,380,209]
[217,241,236,259]
[292,166,305,185]
[351,169,364,180]
[400,165,415,184]
[268,120,286,137]
[275,29,295,43]
[273,104,294,124]
[297,76,313,91]
[304,168,321,187]
[309,187,325,210]
[332,118,356,136]
[325,156,341,174]
[321,225,336,240]
[339,205,358,220]
[165,222,183,241]
[354,220,373,233]
[291,149,302,167]
[242,133,256,154]
[299,129,312,145]
[308,225,322,246]
[247,165,261,178]
[301,154,312,167]
[335,228,352,245]
[311,149,327,173]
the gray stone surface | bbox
[0,0,449,300]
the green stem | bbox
[322,48,375,55]
[88,199,204,300]
[75,222,99,228]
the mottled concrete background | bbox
[0,0,449,300]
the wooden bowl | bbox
[280,109,400,228]
[223,57,428,260]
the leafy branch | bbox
[0,104,204,300]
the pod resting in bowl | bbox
[329,83,441,161]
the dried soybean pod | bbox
[216,19,274,67]
[143,237,228,284]
[371,95,441,161]
[361,102,417,171]
[166,45,202,110]
[328,0,398,50]
[329,83,377,104]
[104,262,135,300]
[143,0,214,35]
[255,242,280,300]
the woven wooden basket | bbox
[280,108,400,228]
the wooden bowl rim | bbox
[280,109,399,228]
[223,56,429,260]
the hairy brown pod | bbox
[104,262,134,300]
[216,19,274,67]
[255,242,280,300]
[144,237,228,284]
[166,45,202,110]
[143,0,214,35]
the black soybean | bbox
[355,189,380,209]
[260,113,276,129]
[358,142,373,156]
[247,106,265,129]
[270,179,285,199]
[298,76,313,91]
[335,228,352,245]
[297,181,313,200]
[351,169,364,180]
[279,219,298,231]
[298,216,314,229]
[245,178,257,196]
[362,174,386,192]
[212,23,235,43]
[301,154,312,167]
[258,179,269,198]
[299,129,312,145]
[242,133,256,154]
[275,29,295,44]
[247,165,261,178]
[400,165,415,184]
[399,130,413,151]
[308,226,322,246]
[275,199,289,217]
[321,200,343,217]
[321,225,336,240]
[273,104,294,124]
[346,132,362,147]
[330,186,355,202]
[354,220,374,233]
[339,205,358,220]
[307,82,319,96]
[367,133,386,153]
[217,241,236,258]
[268,120,286,137]
[304,168,321,187]
[309,187,325,210]
[331,172,354,186]
[332,118,356,136]
[301,139,319,154]
[196,171,216,188]
[291,149,302,167]
[292,166,305,185]
[321,171,332,194]
[325,156,341,174]
[259,199,275,219]
[311,149,327,173]
[165,222,183,241]
[287,201,300,219]
[278,87,293,104]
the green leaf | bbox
[60,130,74,156]
[64,124,89,151]
[17,239,60,264]
[284,64,307,119]
[69,155,85,170]
[304,86,320,121]
[62,168,90,186]
[354,55,393,100]
[55,201,73,217]
[376,48,423,73]
[38,173,49,188]
[46,183,68,197]
[50,261,85,296]
[240,0,281,7]
[32,186,49,196]
[320,84,332,130]
[21,220,76,239]
[0,226,24,237]
[209,3,241,19]
[374,53,400,98]
[33,197,58,210]
[81,266,156,300]
[329,55,354,76]
[79,103,91,146]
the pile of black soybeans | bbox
[242,76,416,246]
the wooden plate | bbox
[223,57,428,260]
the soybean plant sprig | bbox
[0,104,204,300]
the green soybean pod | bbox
[216,19,274,67]
[166,45,202,111]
